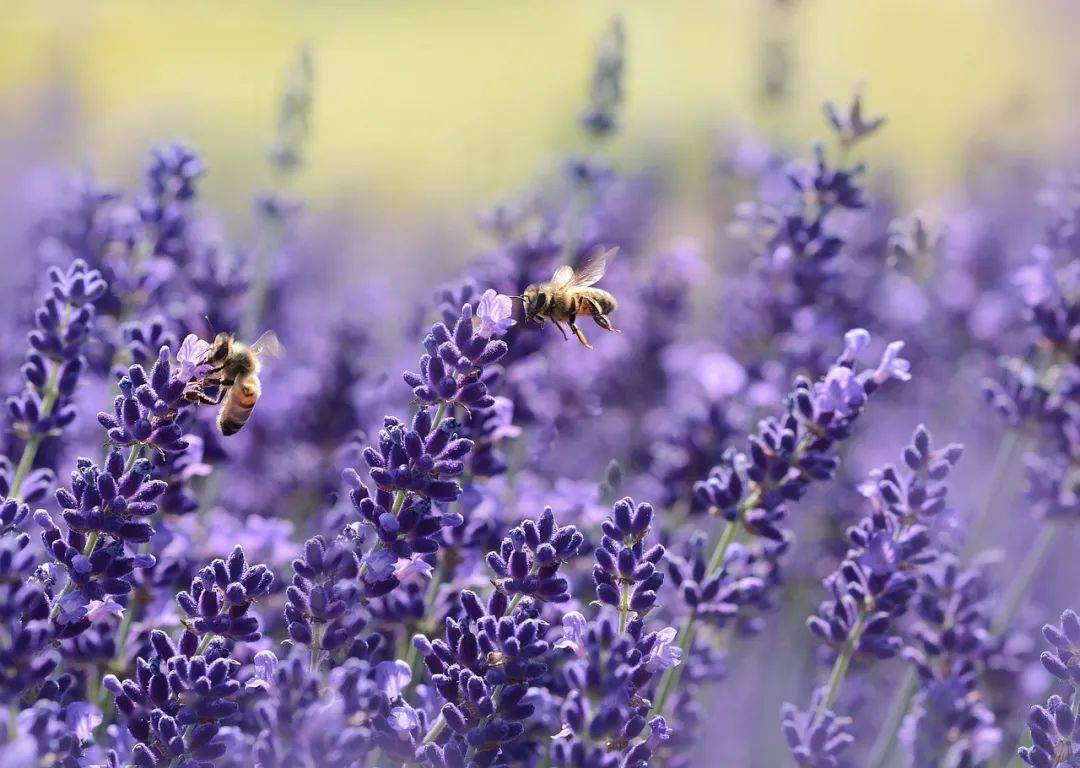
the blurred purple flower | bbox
[393,554,433,586]
[645,626,682,672]
[872,340,912,385]
[554,611,588,659]
[64,702,102,741]
[376,660,412,699]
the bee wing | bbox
[249,330,285,360]
[550,265,576,289]
[570,246,617,287]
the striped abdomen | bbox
[217,375,261,436]
[574,288,617,317]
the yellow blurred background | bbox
[0,1,1076,227]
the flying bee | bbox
[185,331,284,436]
[519,247,619,349]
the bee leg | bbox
[552,321,569,341]
[186,389,226,406]
[569,322,593,349]
[591,313,620,333]
[185,379,234,406]
[585,297,620,333]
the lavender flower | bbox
[105,629,239,767]
[0,531,57,704]
[403,300,510,413]
[486,507,583,604]
[7,259,105,472]
[580,17,626,137]
[781,691,854,768]
[414,589,543,763]
[593,498,664,627]
[4,32,1077,768]
[346,465,462,557]
[98,347,193,455]
[361,410,472,503]
[285,535,371,665]
[1018,695,1080,768]
[787,426,961,765]
[176,546,273,643]
[822,84,886,150]
[693,330,911,540]
[552,616,678,767]
[902,555,1000,768]
[474,289,516,339]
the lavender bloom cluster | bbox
[0,16,1077,768]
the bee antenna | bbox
[203,315,216,336]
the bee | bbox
[185,331,284,435]
[520,247,619,349]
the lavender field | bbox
[0,5,1077,768]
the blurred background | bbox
[2,0,1078,269]
[1,4,1077,765]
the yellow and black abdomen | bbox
[574,288,617,317]
[218,375,261,436]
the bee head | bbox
[521,285,545,322]
[210,333,233,364]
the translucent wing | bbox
[571,247,617,287]
[250,330,285,360]
[550,265,576,289]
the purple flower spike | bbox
[486,507,583,603]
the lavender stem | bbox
[866,666,918,768]
[812,612,867,726]
[653,519,737,716]
[993,521,1059,635]
[9,306,73,500]
[962,429,1020,558]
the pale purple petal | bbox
[376,660,412,700]
[474,289,516,338]
[176,333,212,383]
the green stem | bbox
[812,612,867,726]
[195,633,214,655]
[431,402,448,431]
[652,520,737,717]
[422,713,446,745]
[651,612,696,717]
[707,518,740,573]
[866,667,918,768]
[8,436,44,503]
[403,559,446,691]
[124,445,144,472]
[618,582,630,634]
[962,430,1019,558]
[993,521,1059,635]
[310,622,324,672]
[10,307,73,501]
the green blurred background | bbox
[0,0,1075,240]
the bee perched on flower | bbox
[178,331,284,435]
